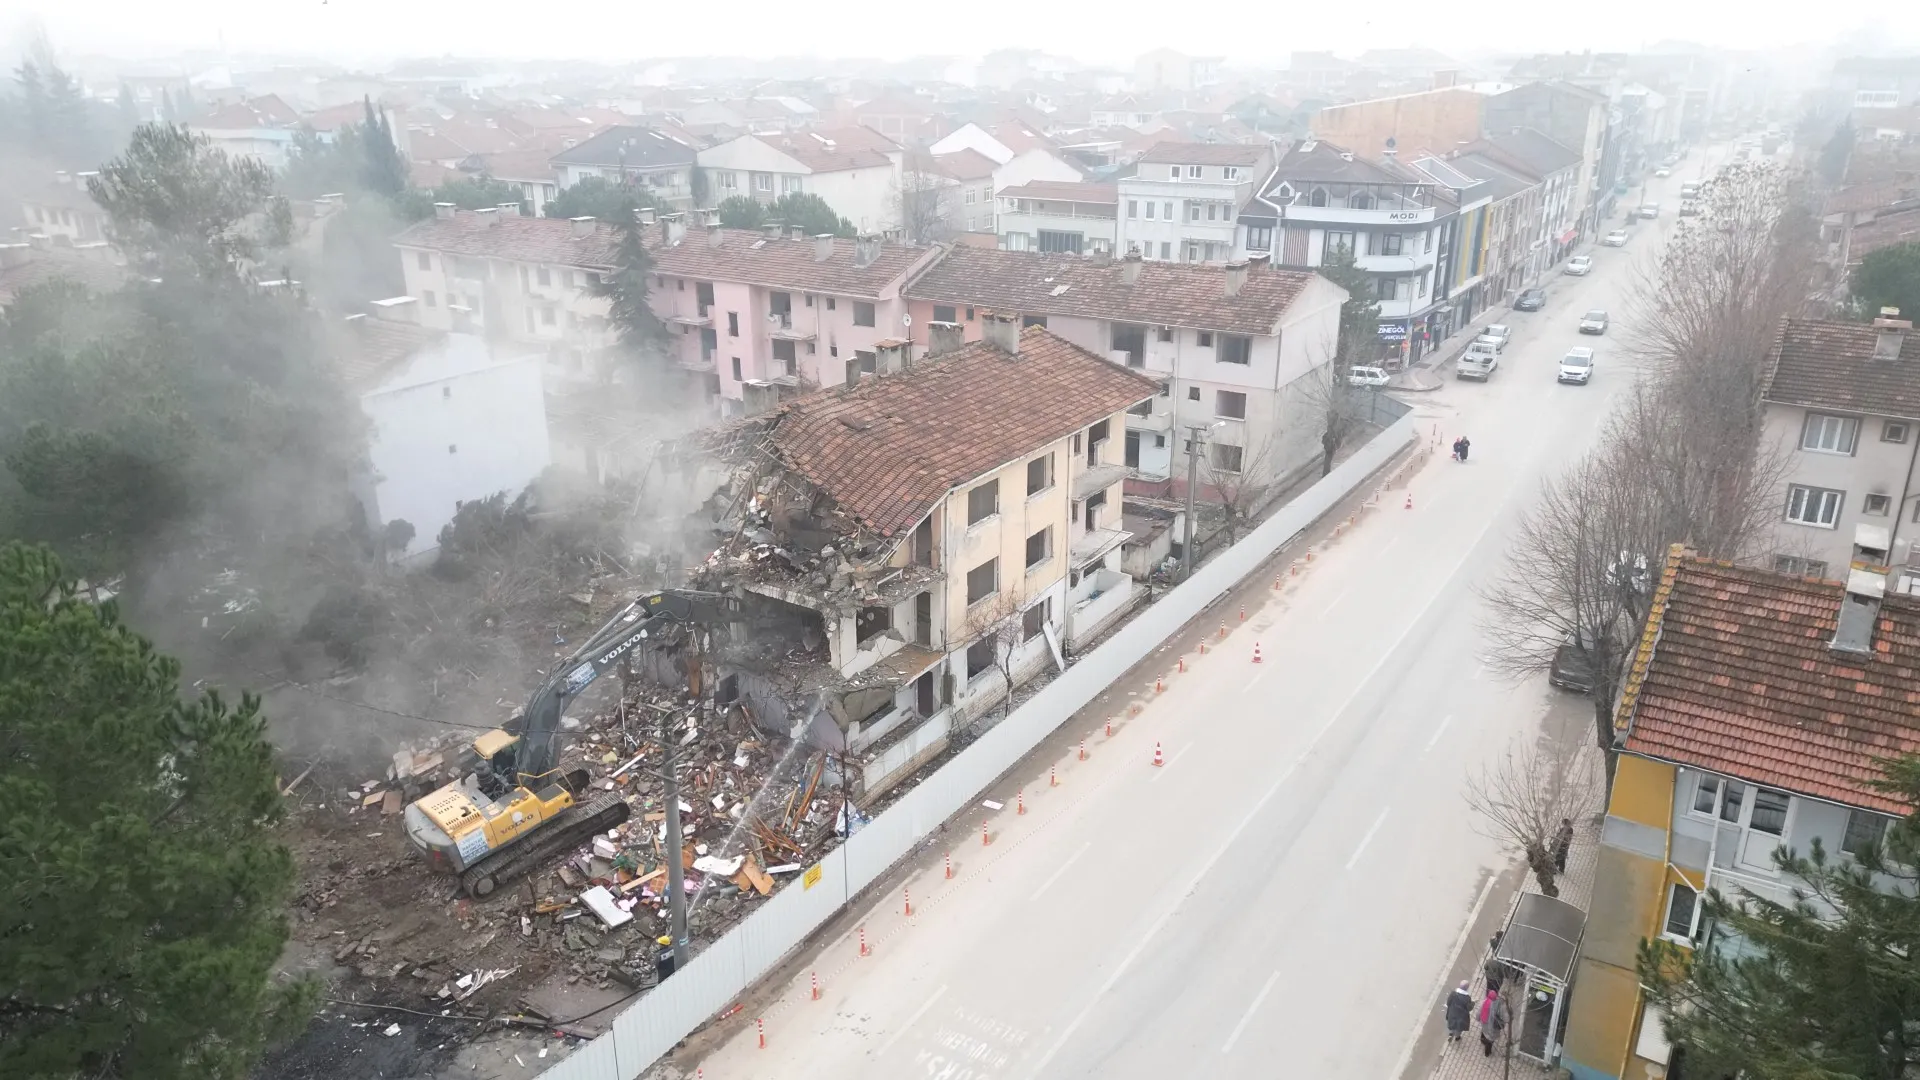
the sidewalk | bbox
[1421,787,1602,1080]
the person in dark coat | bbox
[1444,980,1474,1043]
[1552,817,1576,874]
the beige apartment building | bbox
[1760,312,1920,593]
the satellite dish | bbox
[902,314,912,327]
[1385,136,1397,150]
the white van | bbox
[1456,341,1499,380]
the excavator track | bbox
[459,792,632,898]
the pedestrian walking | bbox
[1483,956,1506,995]
[1478,986,1497,1027]
[1480,992,1511,1057]
[1553,817,1575,875]
[1444,981,1474,1043]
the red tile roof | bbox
[394,210,623,269]
[760,128,896,173]
[1619,548,1920,815]
[1137,141,1270,167]
[932,148,999,181]
[1827,179,1920,215]
[1850,204,1920,264]
[0,250,128,305]
[906,245,1326,335]
[1761,317,1920,420]
[760,326,1160,537]
[997,180,1117,203]
[337,315,445,391]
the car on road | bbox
[1564,255,1593,276]
[1514,288,1547,311]
[1639,203,1660,218]
[1347,365,1389,387]
[1603,229,1629,246]
[1478,324,1512,351]
[1549,629,1609,693]
[1654,166,1671,177]
[1579,309,1610,334]
[1680,181,1701,198]
[1456,341,1499,380]
[1558,346,1595,384]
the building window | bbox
[1129,200,1139,218]
[1025,527,1052,570]
[1326,230,1355,255]
[1719,780,1746,823]
[1425,229,1433,252]
[1842,809,1888,856]
[1382,233,1404,256]
[1691,774,1721,815]
[1026,454,1053,495]
[853,302,876,327]
[1157,326,1174,343]
[1211,443,1244,473]
[1196,331,1214,348]
[966,557,999,605]
[1145,202,1156,220]
[1749,788,1790,835]
[1215,390,1247,419]
[730,357,742,380]
[856,604,892,643]
[968,479,999,525]
[1865,493,1893,516]
[720,172,738,190]
[1022,599,1048,641]
[1773,555,1828,578]
[422,290,436,307]
[1163,202,1173,220]
[934,304,957,323]
[1883,420,1911,444]
[966,638,995,679]
[537,266,551,287]
[1189,202,1202,222]
[1801,413,1860,454]
[1247,225,1273,252]
[754,173,774,192]
[541,306,556,326]
[417,252,432,271]
[1160,242,1171,260]
[1663,883,1698,941]
[1022,315,1049,328]
[1785,484,1844,527]
[1220,335,1252,365]
[728,311,740,337]
[1187,164,1202,178]
[1224,166,1239,180]
[965,188,976,205]
[1188,386,1201,401]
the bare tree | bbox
[1465,733,1602,898]
[1291,343,1370,478]
[893,150,956,245]
[957,589,1028,724]
[1196,427,1284,545]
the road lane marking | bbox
[876,984,949,1060]
[1030,842,1091,903]
[1346,808,1391,870]
[1319,588,1351,617]
[1425,714,1454,752]
[1147,741,1193,783]
[1380,535,1400,557]
[1220,970,1282,1055]
[1241,668,1271,696]
[1388,873,1498,1080]
[1025,510,1506,1080]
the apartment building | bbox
[17,171,110,247]
[1117,142,1274,264]
[548,126,699,208]
[903,246,1348,499]
[697,323,1158,799]
[188,94,301,169]
[1449,149,1551,298]
[1456,128,1583,265]
[1237,139,1456,363]
[928,149,1000,234]
[1563,545,1918,1079]
[1760,314,1920,593]
[697,127,902,232]
[997,181,1118,254]
[1404,154,1494,330]
[1481,81,1612,238]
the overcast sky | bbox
[9,1,1918,70]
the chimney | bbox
[1832,524,1892,654]
[569,215,595,238]
[638,207,658,226]
[475,207,500,227]
[982,312,1020,355]
[1872,307,1910,360]
[0,243,29,269]
[813,233,835,262]
[1224,259,1249,298]
[790,224,808,241]
[928,320,965,357]
[853,234,880,268]
[873,337,912,374]
[663,213,686,245]
[1121,249,1144,286]
[707,222,725,247]
[433,201,457,221]
[1248,252,1272,273]
[496,202,522,219]
[762,222,783,238]
[368,296,420,324]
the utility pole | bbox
[1180,423,1211,581]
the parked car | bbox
[1549,629,1607,693]
[1514,288,1547,311]
[1680,182,1701,198]
[1654,166,1672,177]
[1603,229,1629,246]
[1639,203,1660,218]
[1479,324,1512,351]
[1579,309,1610,334]
[1558,346,1595,384]
[1456,341,1499,380]
[1564,255,1593,276]
[1347,365,1390,387]
[1679,201,1701,217]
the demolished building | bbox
[667,316,1161,802]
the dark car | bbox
[1514,288,1546,311]
[1548,631,1601,694]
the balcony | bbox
[667,312,711,327]
[1072,462,1131,501]
[676,352,716,372]
[1282,203,1437,226]
[1354,252,1434,274]
[766,313,815,341]
[1004,200,1117,221]
[1125,407,1172,433]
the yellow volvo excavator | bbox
[404,590,731,896]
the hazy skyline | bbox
[9,1,1916,71]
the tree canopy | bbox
[588,215,670,369]
[1641,756,1920,1079]
[544,174,656,223]
[716,192,856,237]
[280,99,407,201]
[1316,246,1381,365]
[0,542,312,1078]
[1,46,129,169]
[88,124,286,279]
[1851,242,1920,324]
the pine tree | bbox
[88,124,279,278]
[1639,756,1920,1078]
[359,97,407,197]
[588,216,669,372]
[0,542,314,1079]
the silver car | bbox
[1478,324,1512,351]
[1559,346,1595,384]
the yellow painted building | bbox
[1562,542,1920,1080]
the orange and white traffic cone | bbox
[1152,741,1165,767]
[1178,654,1187,673]
[1155,673,1165,693]
[1050,765,1058,787]
[1079,738,1088,761]
[1017,790,1026,815]
[945,851,953,879]
[1252,642,1263,664]
[812,971,822,1000]
[982,822,991,846]
[1405,492,1414,510]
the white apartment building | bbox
[997,181,1118,255]
[548,126,699,209]
[697,128,903,233]
[1760,313,1920,594]
[1117,142,1274,264]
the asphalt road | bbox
[684,155,1718,1080]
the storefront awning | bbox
[1557,228,1579,245]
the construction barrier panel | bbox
[537,409,1418,1080]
